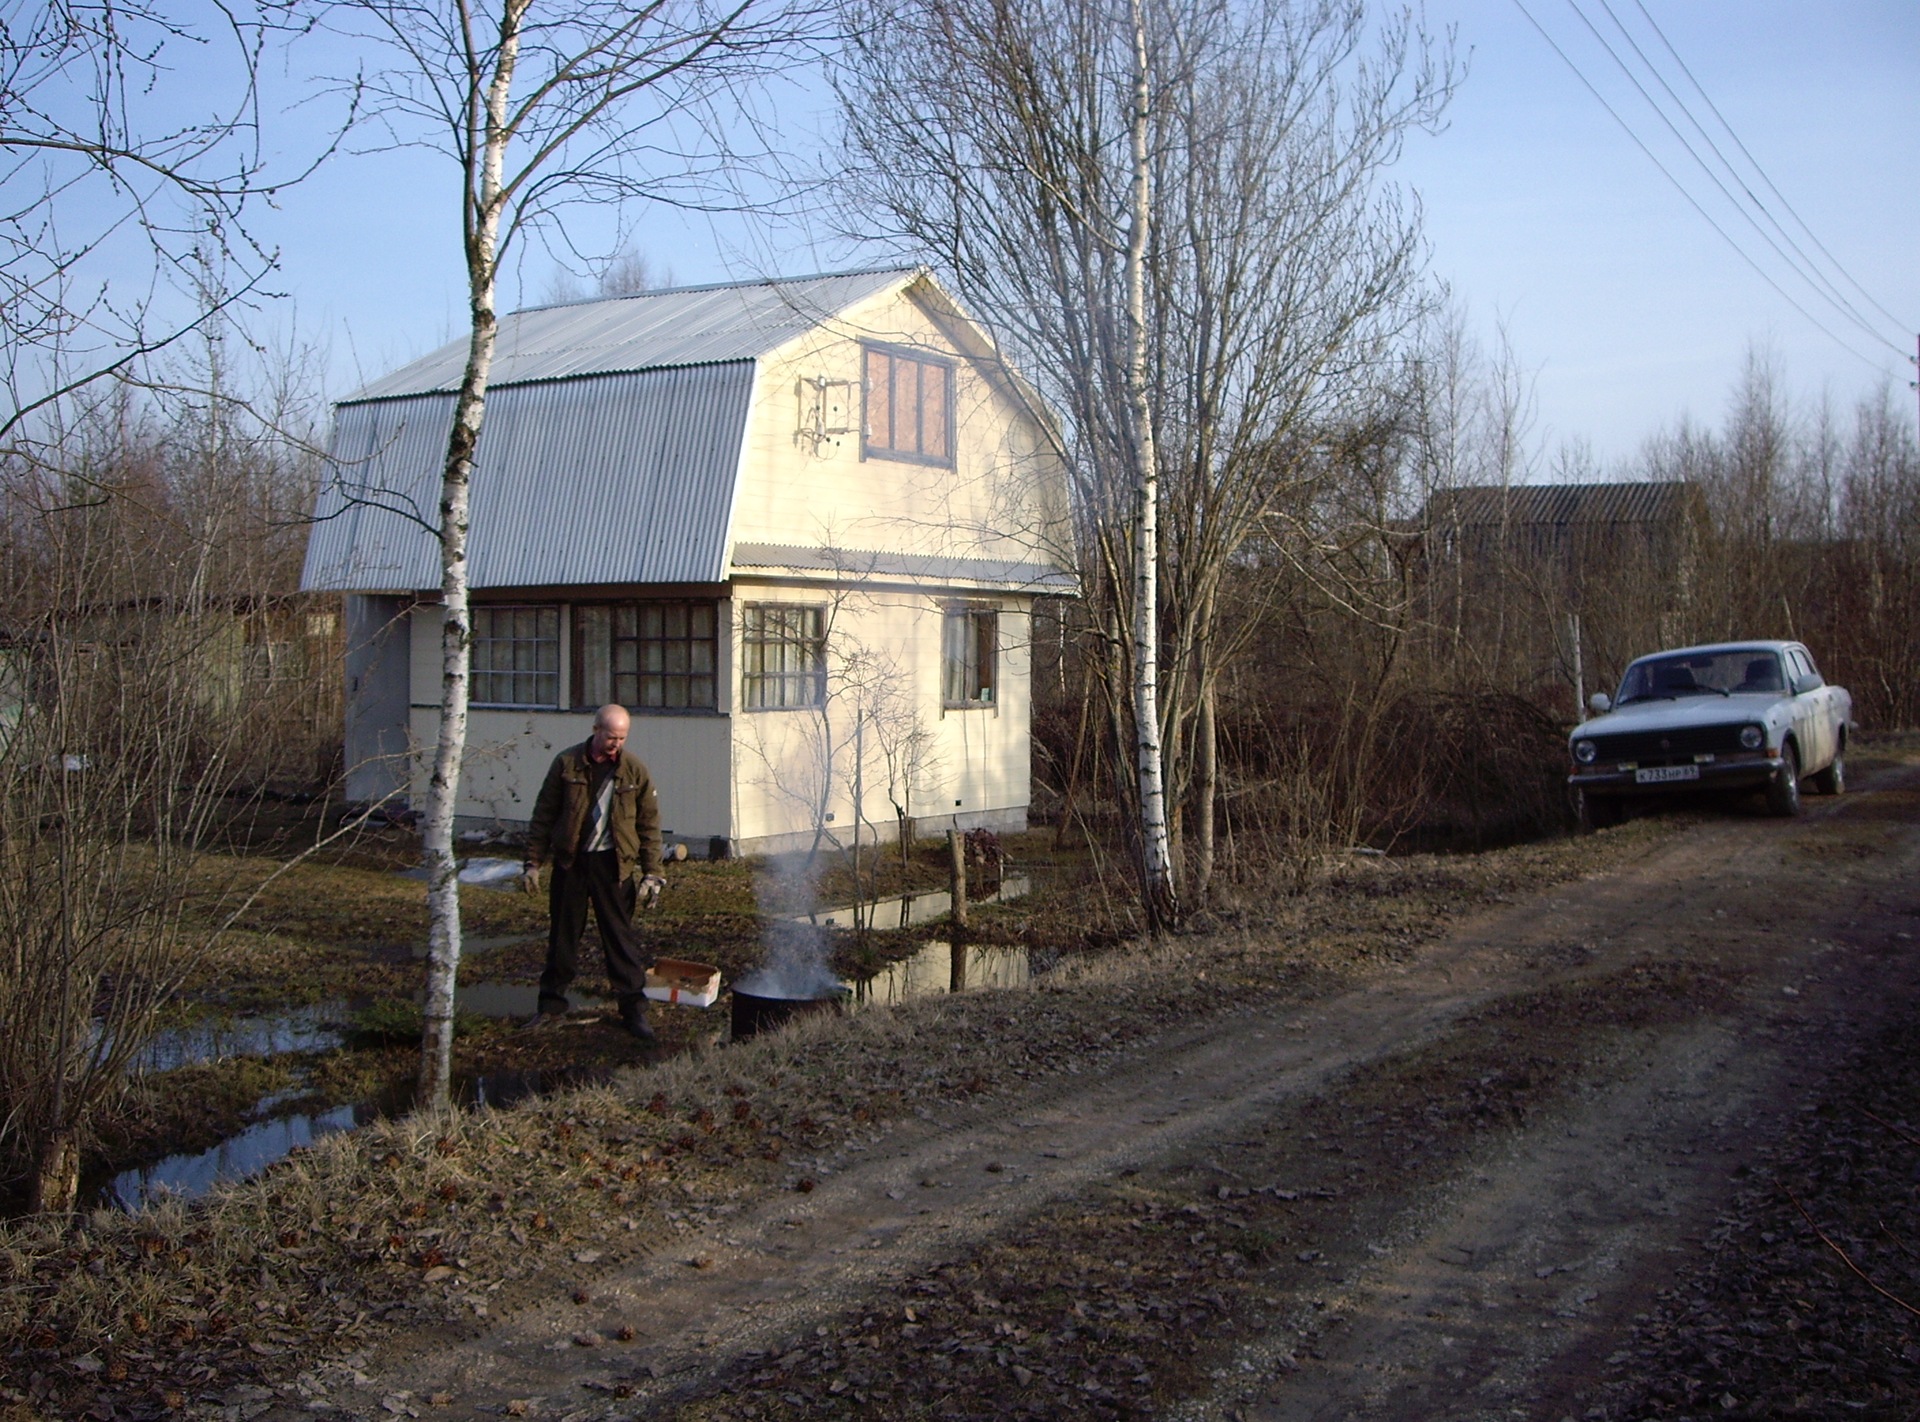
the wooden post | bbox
[948,827,969,992]
[948,828,969,932]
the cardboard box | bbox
[644,958,722,1009]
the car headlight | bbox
[1739,725,1763,750]
[1573,740,1597,764]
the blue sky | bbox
[249,1,1918,467]
[1396,0,1919,465]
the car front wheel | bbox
[1811,752,1845,796]
[1766,744,1802,817]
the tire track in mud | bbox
[1199,770,1920,1422]
[347,766,1920,1420]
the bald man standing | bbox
[521,705,666,1039]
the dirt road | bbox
[326,755,1920,1422]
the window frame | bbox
[470,604,562,709]
[941,605,998,709]
[571,599,720,714]
[741,603,828,711]
[862,342,956,468]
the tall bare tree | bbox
[0,0,340,458]
[833,0,1453,919]
[311,0,824,1105]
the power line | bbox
[1589,0,1902,355]
[1630,0,1913,341]
[1562,0,1905,357]
[1509,0,1886,370]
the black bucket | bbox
[730,988,845,1042]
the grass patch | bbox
[346,999,487,1047]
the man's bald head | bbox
[589,704,630,761]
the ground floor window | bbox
[943,606,997,707]
[574,601,718,710]
[742,604,826,709]
[471,605,560,708]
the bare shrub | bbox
[0,356,338,1211]
[0,604,248,1211]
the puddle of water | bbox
[463,1065,613,1110]
[93,1062,622,1210]
[409,932,539,961]
[397,857,524,890]
[796,876,1030,929]
[89,875,1039,1210]
[852,940,1031,1008]
[126,985,583,1069]
[99,1103,367,1208]
[444,983,610,1018]
[131,1003,349,1072]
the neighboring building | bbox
[1411,480,1711,706]
[1418,480,1708,602]
[301,268,1072,855]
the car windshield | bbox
[1617,650,1784,703]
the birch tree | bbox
[1121,0,1174,924]
[833,0,1452,920]
[313,0,820,1105]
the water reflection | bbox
[132,1003,348,1072]
[94,1065,616,1209]
[408,932,535,961]
[852,940,1031,1008]
[100,1104,365,1208]
[119,983,591,1073]
[445,983,609,1018]
[797,876,1030,929]
[397,856,524,889]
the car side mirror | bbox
[1588,692,1612,714]
[1790,672,1822,695]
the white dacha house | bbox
[301,268,1073,856]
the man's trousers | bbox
[538,850,649,1014]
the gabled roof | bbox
[301,267,1066,596]
[346,268,916,403]
[305,364,757,592]
[1423,480,1702,527]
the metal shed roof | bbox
[729,542,1078,593]
[302,363,756,592]
[346,268,914,402]
[1423,480,1701,527]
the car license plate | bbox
[1635,764,1700,784]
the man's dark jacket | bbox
[524,742,663,884]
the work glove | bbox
[519,864,541,896]
[637,874,666,909]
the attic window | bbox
[864,344,953,466]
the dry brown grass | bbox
[0,812,1688,1418]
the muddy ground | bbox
[6,741,1919,1421]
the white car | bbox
[1568,640,1852,827]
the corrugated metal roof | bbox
[730,542,1077,592]
[302,363,755,592]
[347,268,914,402]
[1423,480,1699,527]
